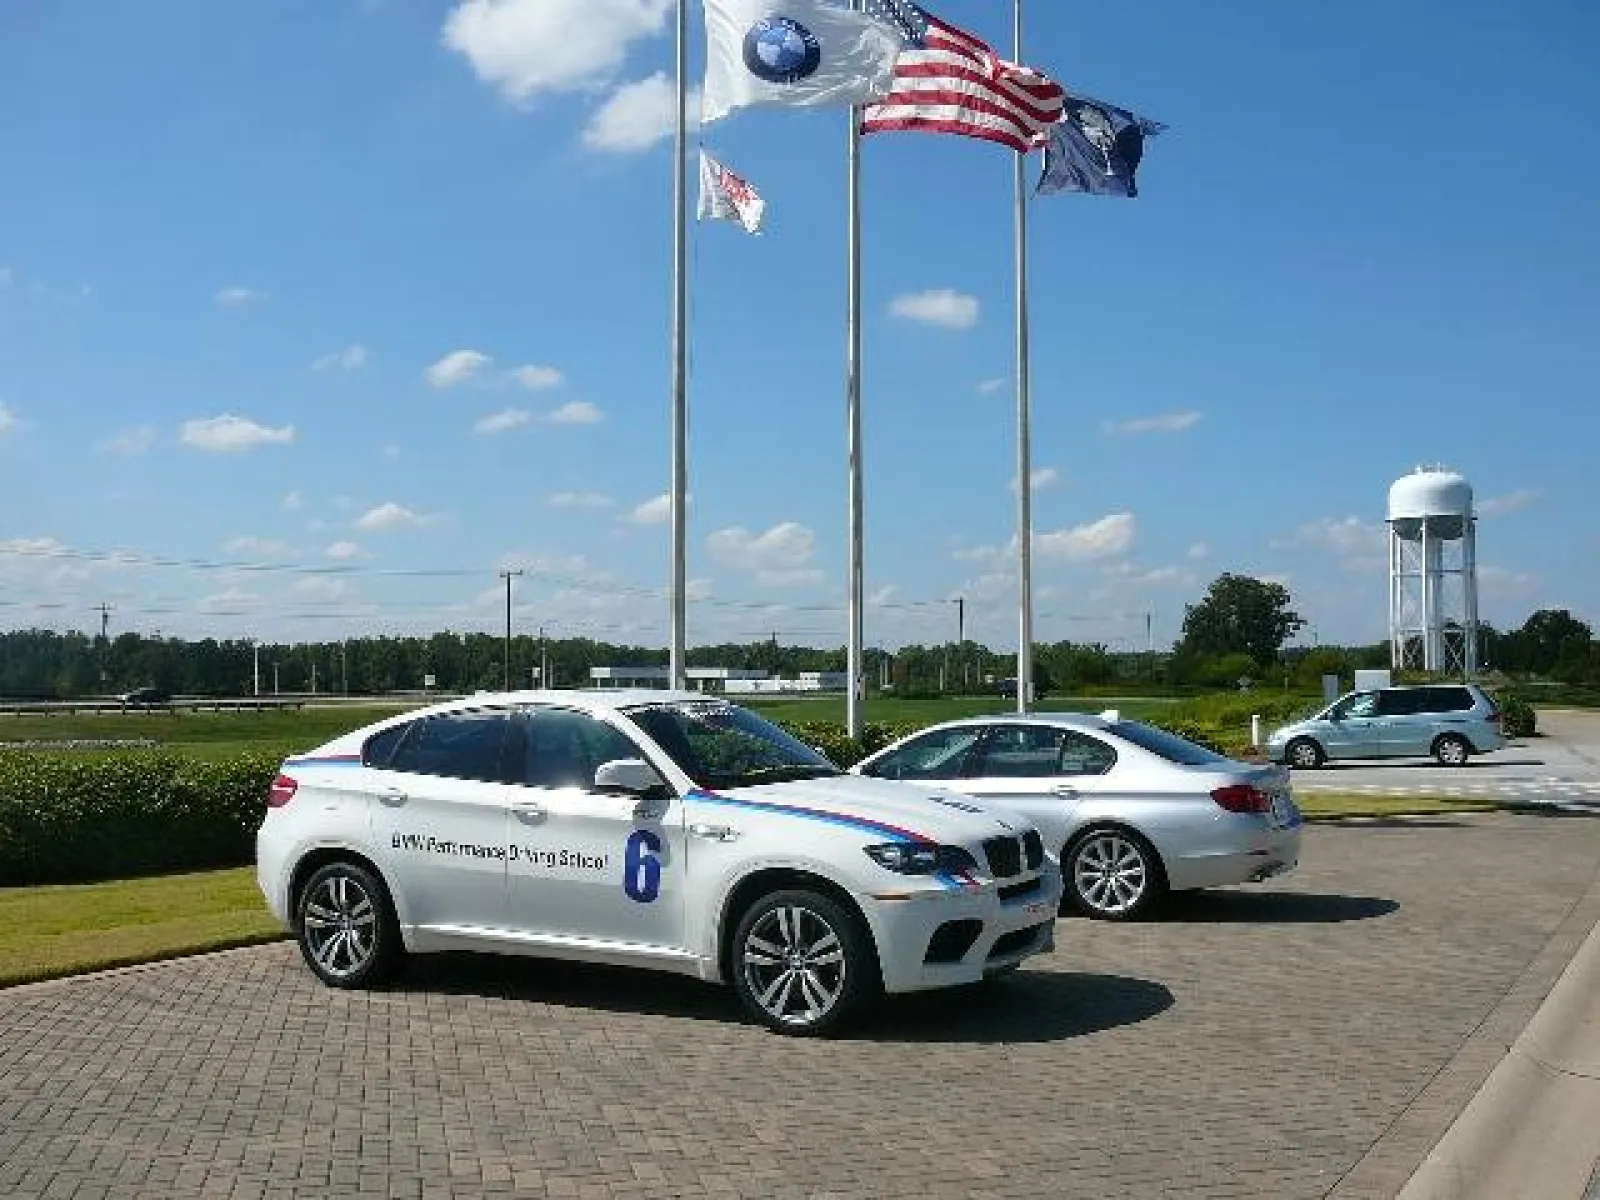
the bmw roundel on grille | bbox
[743,17,822,84]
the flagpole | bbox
[669,0,689,691]
[845,28,866,743]
[1013,0,1034,714]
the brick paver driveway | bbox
[3,812,1598,1199]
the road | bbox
[3,810,1598,1198]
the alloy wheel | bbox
[302,871,379,981]
[1073,832,1149,916]
[740,904,847,1028]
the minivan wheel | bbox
[731,889,876,1036]
[296,861,400,989]
[1434,734,1471,767]
[1065,827,1167,921]
[1286,738,1325,770]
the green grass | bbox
[0,867,285,988]
[0,704,417,761]
[1297,793,1500,820]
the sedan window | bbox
[1108,720,1229,767]
[1059,731,1117,776]
[863,727,983,781]
[972,726,1066,778]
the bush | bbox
[1495,692,1537,739]
[0,751,279,887]
[780,721,923,769]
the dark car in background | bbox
[118,688,171,708]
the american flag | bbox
[860,0,1065,153]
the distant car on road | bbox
[1265,683,1504,769]
[118,688,171,707]
[851,712,1301,921]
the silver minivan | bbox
[1266,684,1505,769]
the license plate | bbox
[1270,794,1301,827]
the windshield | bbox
[1110,720,1230,767]
[625,702,840,790]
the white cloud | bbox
[889,289,979,331]
[426,349,492,388]
[355,502,434,532]
[214,286,265,308]
[100,426,156,455]
[475,407,532,435]
[549,491,613,509]
[180,414,295,452]
[1478,489,1540,518]
[583,73,700,152]
[1187,542,1211,560]
[1271,516,1386,557]
[0,404,17,437]
[869,585,898,606]
[283,491,306,512]
[312,344,368,371]
[977,378,1007,396]
[755,567,826,589]
[325,540,362,560]
[547,400,602,425]
[628,494,671,525]
[442,0,672,105]
[511,364,564,390]
[952,541,1008,565]
[706,522,817,577]
[1104,411,1203,436]
[196,587,264,615]
[292,576,357,602]
[1011,467,1061,494]
[1479,564,1540,597]
[223,536,296,559]
[1036,512,1137,561]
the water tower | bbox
[1388,466,1480,675]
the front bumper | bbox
[863,866,1063,994]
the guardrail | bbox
[0,698,309,716]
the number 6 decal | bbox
[624,829,663,903]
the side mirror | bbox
[595,758,667,796]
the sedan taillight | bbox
[1211,784,1271,814]
[267,774,299,808]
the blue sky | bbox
[1,0,1596,654]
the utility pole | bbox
[252,641,260,697]
[93,602,113,690]
[538,623,550,691]
[953,596,967,692]
[498,570,524,691]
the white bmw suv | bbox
[257,691,1060,1035]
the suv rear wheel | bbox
[296,861,401,989]
[731,889,877,1036]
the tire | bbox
[1286,738,1325,770]
[296,861,401,989]
[1434,734,1472,767]
[1064,827,1167,922]
[730,889,877,1036]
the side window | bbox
[1376,690,1414,716]
[1059,731,1117,776]
[363,722,411,768]
[973,725,1066,778]
[518,709,646,792]
[387,712,512,783]
[864,727,983,781]
[1339,692,1378,719]
[1434,687,1473,713]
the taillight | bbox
[1212,784,1271,814]
[268,774,298,808]
[1488,711,1502,725]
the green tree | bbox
[1178,574,1305,667]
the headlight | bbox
[864,843,980,875]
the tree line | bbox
[1,574,1595,698]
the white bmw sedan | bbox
[851,712,1302,921]
[257,691,1060,1036]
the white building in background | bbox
[1388,466,1480,675]
[588,666,771,694]
[726,672,848,695]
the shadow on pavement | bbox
[1161,890,1399,924]
[1313,815,1478,829]
[386,954,1172,1044]
[1308,758,1548,772]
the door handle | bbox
[377,787,407,807]
[1050,784,1078,798]
[632,795,670,822]
[513,802,547,824]
[690,823,738,842]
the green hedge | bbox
[0,751,279,887]
[1495,692,1537,738]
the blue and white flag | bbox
[1038,93,1165,198]
[702,0,904,124]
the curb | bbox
[1397,907,1600,1199]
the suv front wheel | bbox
[731,889,877,1036]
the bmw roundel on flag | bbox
[702,0,903,123]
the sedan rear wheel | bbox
[1066,828,1166,921]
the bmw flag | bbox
[702,0,904,124]
[1038,92,1166,199]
